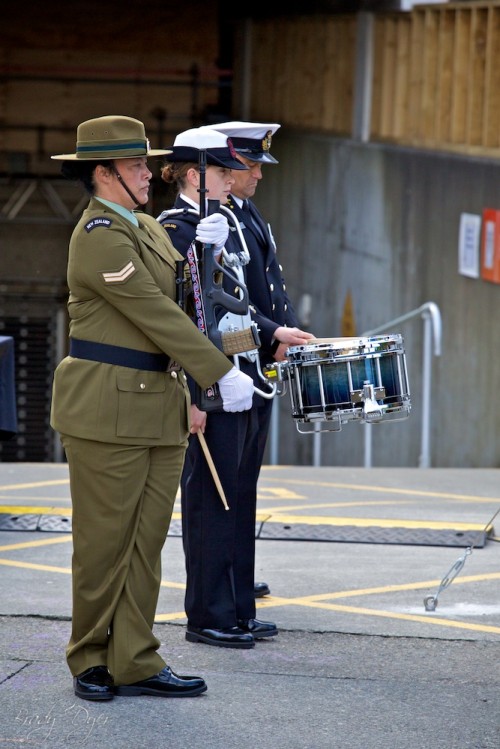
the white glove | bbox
[196,213,229,251]
[217,367,254,412]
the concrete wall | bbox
[255,133,500,468]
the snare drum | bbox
[280,335,411,432]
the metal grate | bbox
[0,315,59,462]
[258,522,490,548]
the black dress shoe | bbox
[237,618,278,638]
[254,581,271,598]
[74,665,114,701]
[114,666,206,698]
[186,626,255,649]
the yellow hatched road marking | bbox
[262,475,500,503]
[0,550,499,635]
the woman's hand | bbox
[189,404,207,434]
[273,327,315,362]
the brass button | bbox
[140,383,146,390]
[171,371,178,379]
[269,283,274,291]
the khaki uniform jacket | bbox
[50,198,231,445]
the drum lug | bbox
[353,381,385,423]
[351,384,386,403]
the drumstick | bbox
[197,431,230,510]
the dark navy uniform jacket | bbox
[157,196,258,390]
[226,195,300,368]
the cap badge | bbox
[228,137,238,159]
[262,131,272,152]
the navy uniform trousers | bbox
[181,397,260,628]
[159,198,260,628]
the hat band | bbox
[76,140,149,157]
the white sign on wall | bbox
[458,212,481,278]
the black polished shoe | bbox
[186,626,255,649]
[254,581,271,598]
[114,666,207,698]
[237,617,278,638]
[74,665,114,701]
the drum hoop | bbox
[286,336,404,363]
[287,334,403,353]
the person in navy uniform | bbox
[209,121,314,596]
[158,126,298,648]
[50,116,254,700]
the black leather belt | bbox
[69,338,175,372]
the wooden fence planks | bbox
[247,2,500,157]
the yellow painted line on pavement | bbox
[0,508,183,521]
[0,505,72,516]
[262,475,500,504]
[0,479,69,491]
[0,536,72,552]
[160,580,186,590]
[289,599,500,635]
[0,495,71,502]
[257,500,414,511]
[0,558,71,574]
[155,612,187,622]
[258,572,500,604]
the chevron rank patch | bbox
[85,217,112,232]
[101,260,137,284]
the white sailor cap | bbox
[165,127,247,170]
[209,121,281,164]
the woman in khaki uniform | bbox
[50,115,253,701]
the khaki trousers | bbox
[61,435,185,684]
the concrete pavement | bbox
[0,462,499,748]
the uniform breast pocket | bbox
[116,370,166,439]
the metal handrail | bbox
[361,301,442,468]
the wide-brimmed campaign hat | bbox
[51,115,172,161]
[209,121,281,164]
[165,127,248,170]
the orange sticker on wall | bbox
[481,209,500,284]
